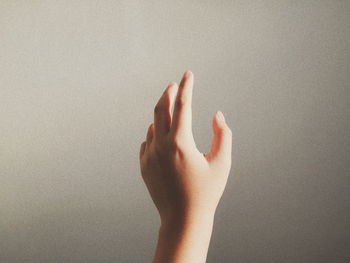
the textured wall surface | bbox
[1,1,349,262]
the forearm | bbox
[153,213,215,263]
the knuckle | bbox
[154,140,167,157]
[140,141,146,151]
[140,157,148,173]
[169,136,185,152]
[154,142,162,153]
[175,96,186,108]
[225,126,233,136]
[219,126,232,137]
[169,136,179,148]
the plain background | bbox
[1,1,349,262]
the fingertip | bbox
[216,110,225,123]
[213,111,231,135]
[168,81,177,88]
[215,110,228,127]
[163,82,177,97]
[181,70,193,83]
[169,82,178,93]
[212,111,220,126]
[178,70,194,89]
[184,70,193,78]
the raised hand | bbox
[139,70,232,263]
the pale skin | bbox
[139,70,233,263]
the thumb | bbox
[206,111,232,167]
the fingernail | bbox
[217,111,225,123]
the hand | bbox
[139,70,232,223]
[139,70,233,263]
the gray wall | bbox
[1,1,349,262]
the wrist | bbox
[155,210,215,263]
[160,209,215,233]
